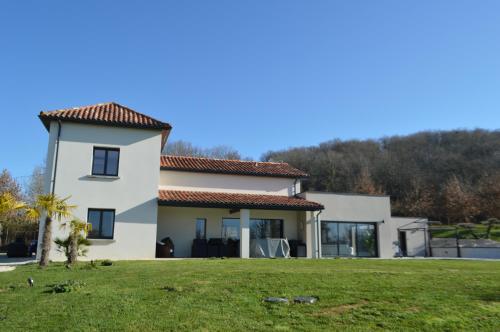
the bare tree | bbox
[476,172,500,220]
[353,168,384,195]
[443,176,479,224]
[24,164,45,204]
[163,140,243,160]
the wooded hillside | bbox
[263,129,500,224]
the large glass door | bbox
[356,224,377,257]
[222,218,240,241]
[250,219,283,239]
[321,221,339,256]
[321,221,378,257]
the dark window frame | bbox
[195,218,207,240]
[320,221,378,258]
[87,208,116,239]
[92,147,120,176]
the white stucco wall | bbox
[391,217,428,257]
[157,206,301,257]
[301,192,404,259]
[159,170,299,196]
[38,121,162,261]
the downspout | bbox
[315,209,322,258]
[428,228,433,258]
[51,120,62,195]
[424,226,428,257]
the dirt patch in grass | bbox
[313,300,368,316]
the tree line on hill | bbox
[164,130,500,224]
[262,129,500,224]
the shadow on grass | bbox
[477,293,500,302]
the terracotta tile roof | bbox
[160,155,308,178]
[39,102,171,131]
[158,190,323,211]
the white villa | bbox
[37,102,426,261]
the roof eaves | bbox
[157,199,323,211]
[38,112,172,132]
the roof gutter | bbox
[315,209,323,258]
[50,120,62,195]
[157,200,322,211]
[159,167,307,179]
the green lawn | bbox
[1,259,499,331]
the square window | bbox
[92,147,120,176]
[87,209,115,239]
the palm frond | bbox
[27,194,76,221]
[0,192,25,216]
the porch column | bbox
[240,209,250,258]
[305,211,320,258]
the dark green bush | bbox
[101,259,113,266]
[46,280,86,294]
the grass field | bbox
[0,259,499,331]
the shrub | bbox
[54,235,90,264]
[46,280,86,294]
[101,259,113,266]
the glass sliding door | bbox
[338,223,356,257]
[321,221,378,257]
[250,219,283,239]
[222,218,240,241]
[249,219,285,258]
[356,224,377,257]
[321,221,339,257]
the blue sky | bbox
[1,1,500,179]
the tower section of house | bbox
[37,102,170,261]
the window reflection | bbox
[250,219,283,239]
[222,218,240,240]
[321,221,377,257]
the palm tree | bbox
[62,219,91,265]
[25,194,75,267]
